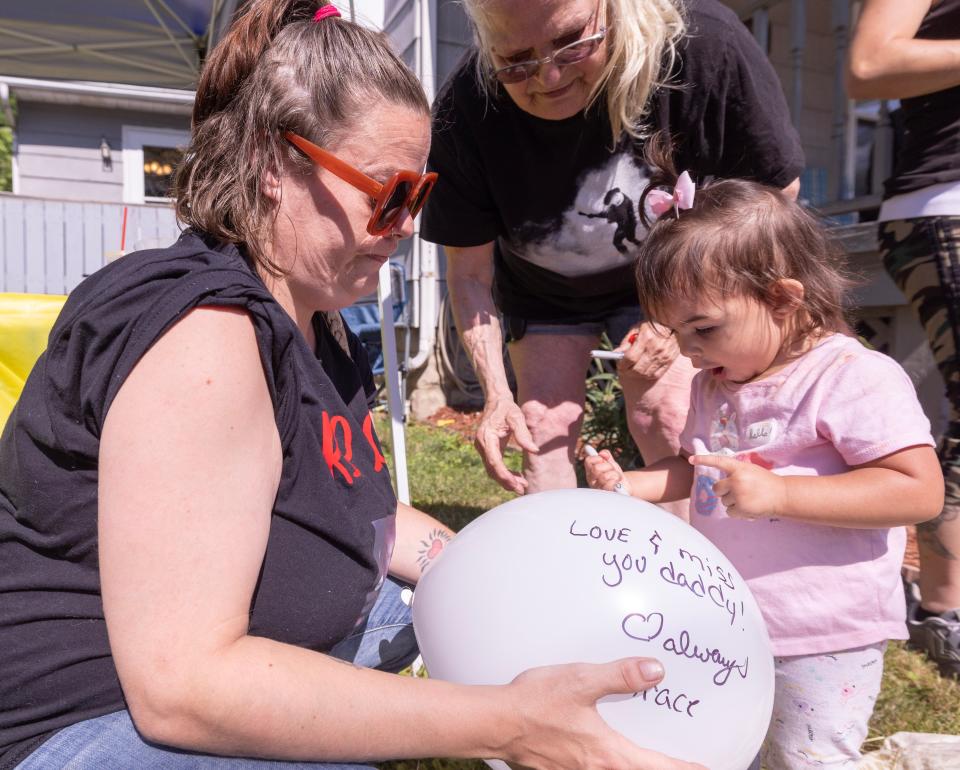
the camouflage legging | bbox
[879,216,960,557]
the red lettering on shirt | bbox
[322,411,359,484]
[322,410,387,483]
[362,413,386,472]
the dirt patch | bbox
[425,405,526,451]
[424,405,483,441]
[423,407,921,569]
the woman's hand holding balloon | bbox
[413,489,776,768]
[502,658,708,770]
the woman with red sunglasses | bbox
[0,2,702,769]
[422,0,804,501]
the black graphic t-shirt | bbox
[883,0,960,198]
[0,232,396,768]
[422,0,804,320]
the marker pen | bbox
[583,444,630,496]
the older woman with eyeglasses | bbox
[422,0,804,498]
[0,2,705,769]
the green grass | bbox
[868,642,960,742]
[376,416,506,770]
[374,416,960,769]
[376,414,520,532]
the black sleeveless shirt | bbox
[0,232,397,768]
[884,0,960,198]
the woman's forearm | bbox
[133,634,509,763]
[445,244,513,400]
[456,288,512,400]
[389,501,455,583]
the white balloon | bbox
[412,489,774,770]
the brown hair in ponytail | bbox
[634,132,854,341]
[174,0,429,275]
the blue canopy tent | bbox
[0,1,238,90]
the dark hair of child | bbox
[636,133,855,343]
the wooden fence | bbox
[0,193,181,294]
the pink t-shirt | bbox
[679,334,935,656]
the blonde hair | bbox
[462,0,686,144]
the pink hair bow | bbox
[314,5,341,21]
[647,171,696,219]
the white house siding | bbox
[385,0,418,68]
[755,0,839,191]
[384,0,472,293]
[384,0,471,108]
[723,0,857,203]
[16,101,190,203]
[434,0,472,83]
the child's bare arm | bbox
[690,445,942,528]
[585,450,694,503]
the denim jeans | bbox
[15,578,417,769]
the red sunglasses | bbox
[284,131,438,236]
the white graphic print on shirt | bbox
[517,154,652,277]
[694,405,779,517]
[709,403,740,452]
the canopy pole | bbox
[377,261,410,505]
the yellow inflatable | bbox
[0,294,67,432]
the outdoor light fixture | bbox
[100,137,112,172]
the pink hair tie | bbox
[647,170,696,220]
[313,5,341,21]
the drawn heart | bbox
[621,611,664,642]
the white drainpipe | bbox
[405,0,439,374]
[379,0,439,503]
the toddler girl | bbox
[585,144,944,769]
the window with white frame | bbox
[122,125,189,204]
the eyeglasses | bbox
[284,131,438,237]
[492,0,607,84]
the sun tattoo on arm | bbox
[417,528,452,572]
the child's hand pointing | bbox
[690,454,787,520]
